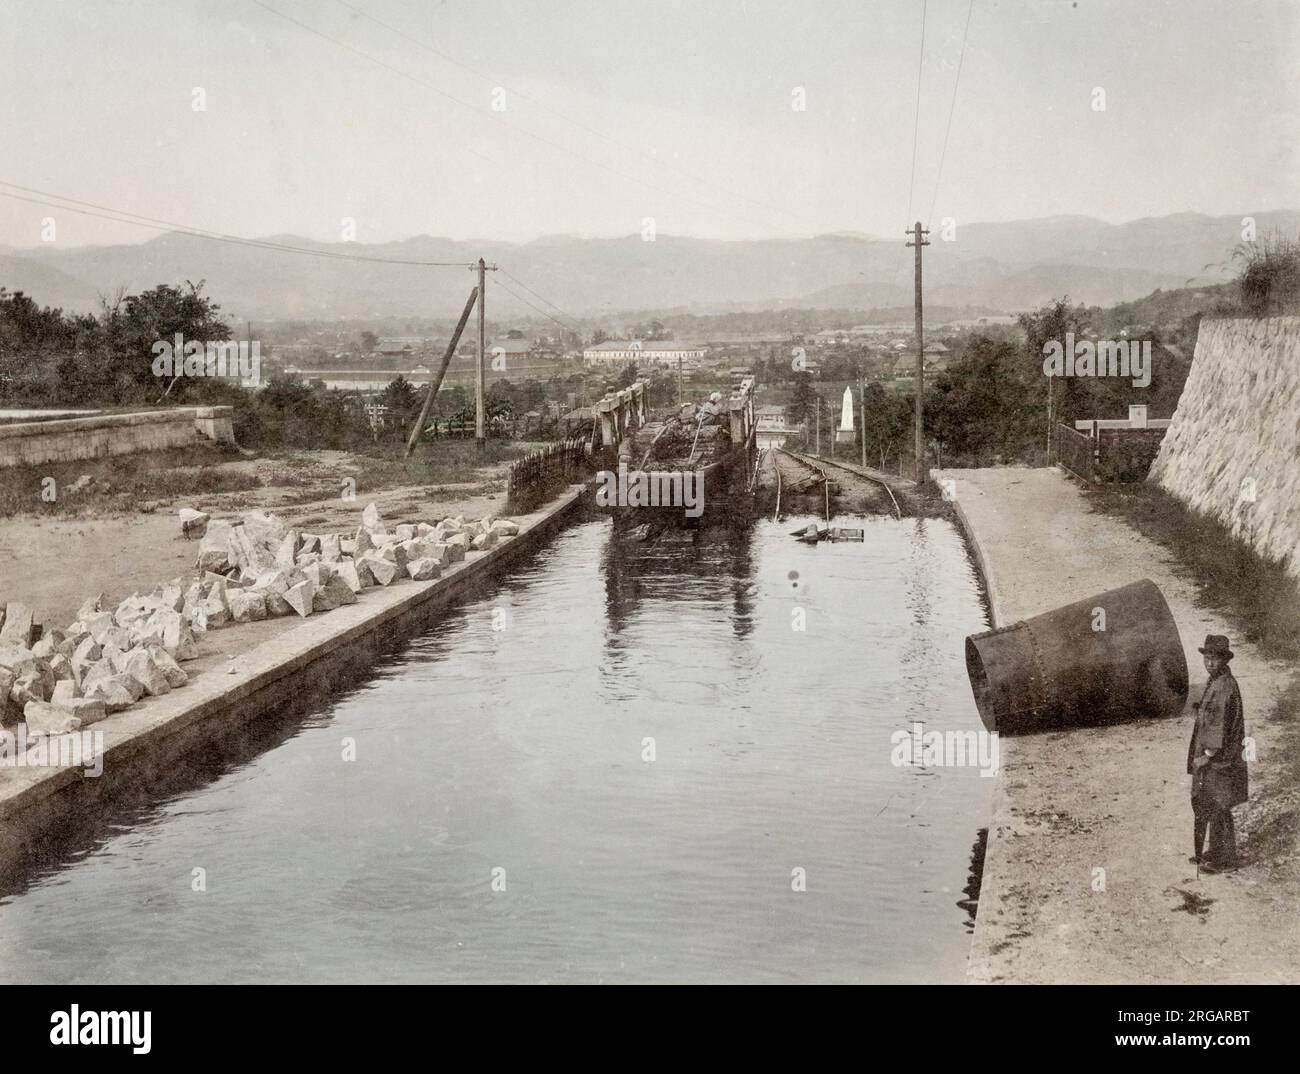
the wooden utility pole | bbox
[906,222,930,483]
[677,354,683,406]
[475,258,487,446]
[860,374,866,469]
[814,395,820,456]
[404,287,480,457]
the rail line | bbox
[773,448,832,522]
[785,449,903,520]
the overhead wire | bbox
[249,0,794,237]
[0,181,477,267]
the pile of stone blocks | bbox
[193,504,519,603]
[0,503,521,741]
[0,591,192,737]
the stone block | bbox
[334,560,365,593]
[357,554,398,587]
[9,657,55,706]
[285,579,316,617]
[51,679,81,702]
[228,589,268,623]
[179,507,210,539]
[142,642,189,688]
[0,602,36,647]
[83,674,139,712]
[85,612,117,646]
[406,557,442,581]
[312,574,358,612]
[24,700,85,736]
[196,520,234,573]
[122,648,172,697]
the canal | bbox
[0,511,990,983]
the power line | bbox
[904,0,929,226]
[247,0,502,167]
[248,0,788,236]
[927,0,975,228]
[0,181,475,267]
[497,267,585,327]
[892,1,930,302]
[493,276,584,335]
[331,0,813,231]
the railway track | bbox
[784,449,903,520]
[771,448,833,522]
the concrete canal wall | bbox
[1150,317,1300,578]
[0,485,588,875]
[0,407,235,468]
[940,467,1296,983]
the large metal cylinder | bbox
[964,579,1188,735]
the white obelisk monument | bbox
[835,384,855,443]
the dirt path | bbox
[939,466,1300,983]
[0,450,517,631]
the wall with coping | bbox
[0,407,235,468]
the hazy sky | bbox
[2,0,1297,247]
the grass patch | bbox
[348,439,530,489]
[0,443,259,519]
[1087,480,1300,867]
[1086,481,1300,661]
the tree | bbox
[929,335,1033,462]
[590,328,611,345]
[114,280,232,394]
[786,371,816,427]
[380,375,420,435]
[860,381,912,469]
[1018,298,1088,430]
[359,330,378,354]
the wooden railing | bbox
[1055,422,1098,482]
[506,436,588,510]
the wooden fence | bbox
[1054,423,1098,482]
[506,437,588,508]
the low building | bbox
[377,337,427,357]
[583,340,706,370]
[756,404,792,449]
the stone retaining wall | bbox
[1150,317,1300,577]
[0,407,235,468]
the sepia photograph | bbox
[0,0,1297,1046]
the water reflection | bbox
[0,511,991,984]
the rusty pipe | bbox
[964,579,1188,735]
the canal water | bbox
[0,512,990,983]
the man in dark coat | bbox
[1187,635,1248,873]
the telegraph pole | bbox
[470,258,498,448]
[906,222,930,483]
[475,258,487,446]
[860,373,867,469]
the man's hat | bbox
[1198,634,1234,660]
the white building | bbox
[756,404,792,449]
[583,340,706,369]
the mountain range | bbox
[2,211,1294,323]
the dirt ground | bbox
[0,449,518,631]
[940,466,1300,984]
